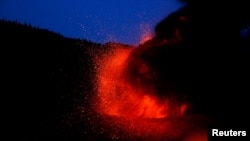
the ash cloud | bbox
[123,0,250,124]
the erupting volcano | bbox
[88,7,210,139]
[2,0,250,140]
[80,0,250,139]
[82,1,216,140]
[93,8,192,120]
[95,42,188,119]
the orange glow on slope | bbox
[140,33,153,45]
[139,23,153,45]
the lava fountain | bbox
[89,36,209,140]
[95,43,187,119]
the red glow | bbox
[139,23,153,45]
[91,39,209,140]
[179,16,190,22]
[140,33,153,45]
[95,44,187,119]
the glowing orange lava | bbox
[91,39,209,141]
[95,44,187,119]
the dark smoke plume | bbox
[124,0,250,123]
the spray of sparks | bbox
[139,23,154,45]
[95,44,188,119]
[82,25,210,141]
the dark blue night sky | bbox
[0,0,183,45]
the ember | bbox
[95,42,189,119]
[89,41,209,140]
